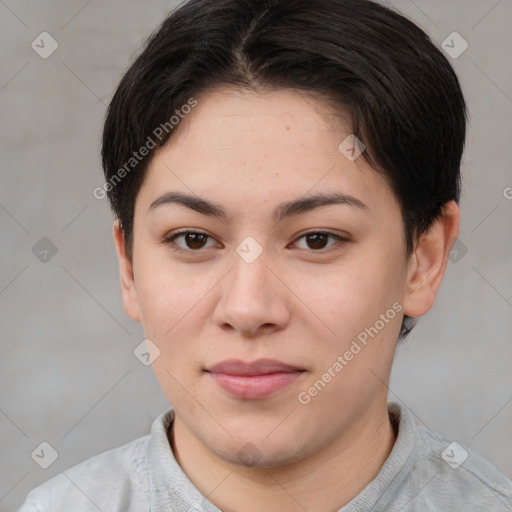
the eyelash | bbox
[162,229,349,254]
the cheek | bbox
[298,252,400,334]
[133,249,210,341]
[298,247,404,382]
[295,261,402,426]
[134,263,211,399]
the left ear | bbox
[402,200,460,318]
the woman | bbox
[19,0,512,510]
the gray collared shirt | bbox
[18,402,512,511]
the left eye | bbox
[293,231,347,251]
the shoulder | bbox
[367,403,512,512]
[409,423,512,511]
[17,434,150,512]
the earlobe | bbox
[402,201,460,318]
[112,220,142,323]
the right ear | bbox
[112,220,141,323]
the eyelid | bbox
[292,228,350,241]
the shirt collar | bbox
[145,407,222,512]
[340,402,419,511]
[145,402,418,511]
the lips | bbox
[206,358,303,376]
[205,358,305,399]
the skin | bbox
[113,86,459,512]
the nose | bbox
[213,251,291,337]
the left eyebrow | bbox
[147,191,368,222]
[273,192,368,222]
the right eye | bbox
[162,230,221,252]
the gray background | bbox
[1,0,511,510]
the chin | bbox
[206,428,309,469]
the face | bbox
[117,87,417,467]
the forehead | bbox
[136,87,397,219]
[173,86,348,152]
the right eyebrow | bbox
[148,192,227,218]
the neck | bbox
[170,399,396,512]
